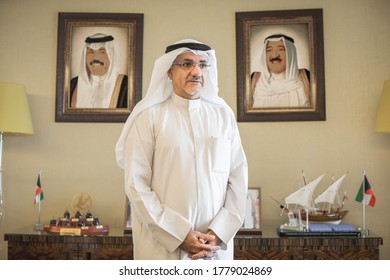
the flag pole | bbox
[38,170,42,225]
[361,170,368,237]
[362,170,365,229]
[34,170,43,231]
[38,197,41,225]
[38,170,41,225]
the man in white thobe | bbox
[251,34,311,108]
[116,39,248,260]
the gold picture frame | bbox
[236,9,325,122]
[55,12,143,122]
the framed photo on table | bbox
[124,197,132,234]
[55,12,143,122]
[236,9,325,122]
[237,187,262,235]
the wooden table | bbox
[4,228,383,260]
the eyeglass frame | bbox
[171,60,211,72]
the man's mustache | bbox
[269,57,282,63]
[189,77,202,82]
[188,77,203,85]
[89,60,104,66]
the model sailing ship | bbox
[271,172,349,231]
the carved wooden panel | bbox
[4,232,383,260]
[7,244,74,260]
[233,235,383,260]
[84,247,133,260]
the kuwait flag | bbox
[355,175,376,207]
[34,173,44,205]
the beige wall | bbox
[0,0,389,259]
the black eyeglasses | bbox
[172,61,211,72]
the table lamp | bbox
[375,80,390,133]
[0,83,34,208]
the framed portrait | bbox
[236,9,325,122]
[55,12,143,122]
[124,196,132,234]
[237,187,262,235]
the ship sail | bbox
[284,173,326,209]
[314,173,347,212]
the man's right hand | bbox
[179,230,221,259]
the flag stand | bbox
[359,170,369,237]
[34,200,43,231]
[33,170,44,231]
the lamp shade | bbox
[375,80,390,133]
[0,83,34,135]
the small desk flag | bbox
[355,175,376,207]
[34,172,44,205]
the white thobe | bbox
[124,93,248,260]
[76,73,117,108]
[253,72,308,108]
